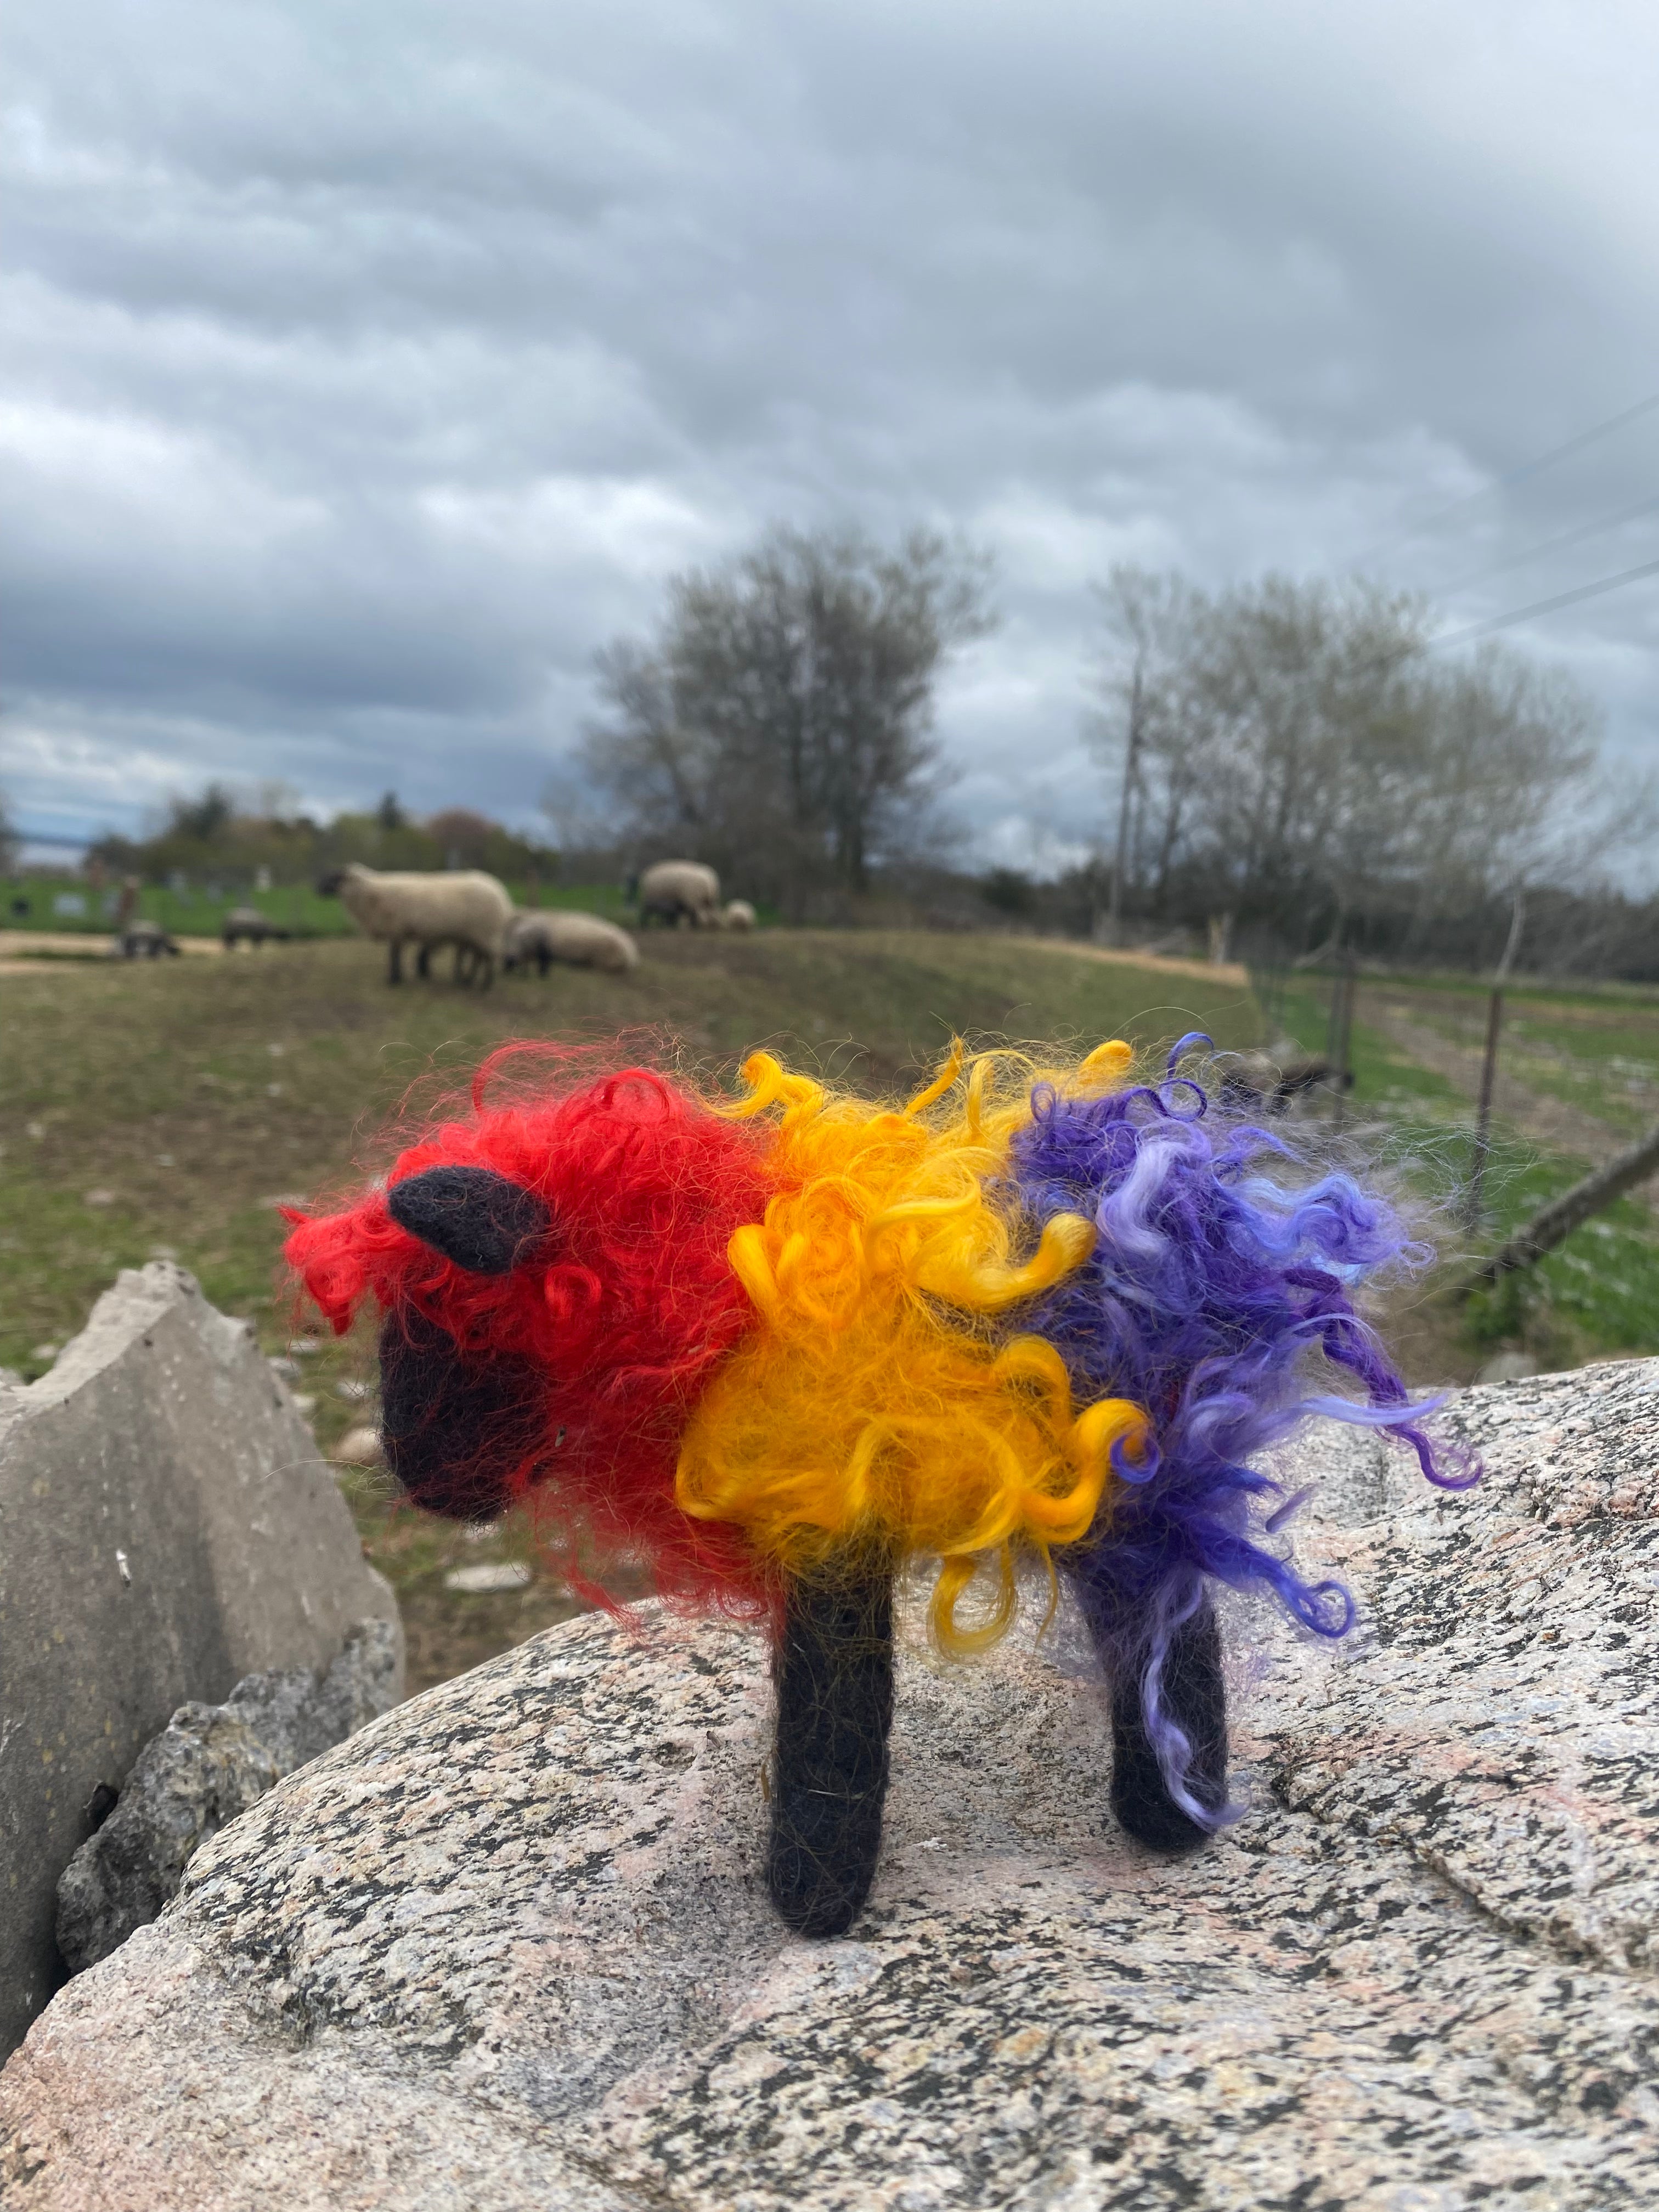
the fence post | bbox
[1464,985,1505,1226]
[1330,952,1357,1129]
[1464,889,1525,1227]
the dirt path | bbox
[0,932,226,976]
[1364,991,1636,1169]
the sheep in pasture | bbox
[637,859,721,928]
[504,910,640,977]
[112,919,181,960]
[318,863,513,990]
[222,906,290,949]
[719,899,756,932]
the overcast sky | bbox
[5,0,1658,872]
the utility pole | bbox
[1107,661,1144,945]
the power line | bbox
[1432,556,1659,648]
[1351,387,1659,568]
[1434,490,1659,595]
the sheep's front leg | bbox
[1107,1592,1227,1854]
[768,1562,894,1938]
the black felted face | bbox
[378,1307,550,1521]
[387,1165,553,1275]
[379,1166,557,1519]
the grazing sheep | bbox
[318,863,512,990]
[504,910,640,977]
[222,906,291,949]
[637,859,721,928]
[719,899,757,932]
[113,920,181,960]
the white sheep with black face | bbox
[503,909,639,976]
[319,863,513,990]
[636,859,721,928]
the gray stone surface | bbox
[55,1618,402,1973]
[3,1358,1656,2210]
[0,1263,402,2056]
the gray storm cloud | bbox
[3,0,1656,865]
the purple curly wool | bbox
[1010,1035,1477,1827]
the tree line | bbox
[580,526,1650,967]
[17,521,1654,974]
[85,791,559,891]
[1082,566,1635,963]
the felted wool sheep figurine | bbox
[285,1034,1471,1937]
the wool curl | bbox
[676,1040,1150,1649]
[1006,1031,1477,1826]
[283,1040,781,1612]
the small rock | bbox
[29,1343,59,1363]
[266,1356,300,1379]
[287,1338,320,1358]
[82,1190,115,1208]
[332,1426,384,1466]
[443,1562,533,1594]
[25,1121,46,1139]
[1476,1348,1540,1384]
[291,1393,317,1415]
[146,1244,178,1261]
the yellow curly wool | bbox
[673,1039,1150,1649]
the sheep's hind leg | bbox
[388,938,404,985]
[768,1560,894,1938]
[1105,1592,1227,1854]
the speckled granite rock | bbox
[3,1360,1656,2211]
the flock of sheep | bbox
[320,859,755,990]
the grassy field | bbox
[1,873,633,940]
[1,929,1260,1689]
[1272,973,1659,1373]
[8,929,1653,1692]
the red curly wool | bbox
[284,1046,782,1610]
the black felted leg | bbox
[768,1565,894,1938]
[1109,1593,1227,1855]
[388,938,404,985]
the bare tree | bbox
[583,526,994,905]
[1084,568,1610,950]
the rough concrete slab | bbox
[55,1618,402,1974]
[2,1358,1655,2210]
[0,1263,400,2056]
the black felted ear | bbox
[387,1165,552,1275]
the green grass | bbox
[0,874,636,939]
[1274,975,1659,1367]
